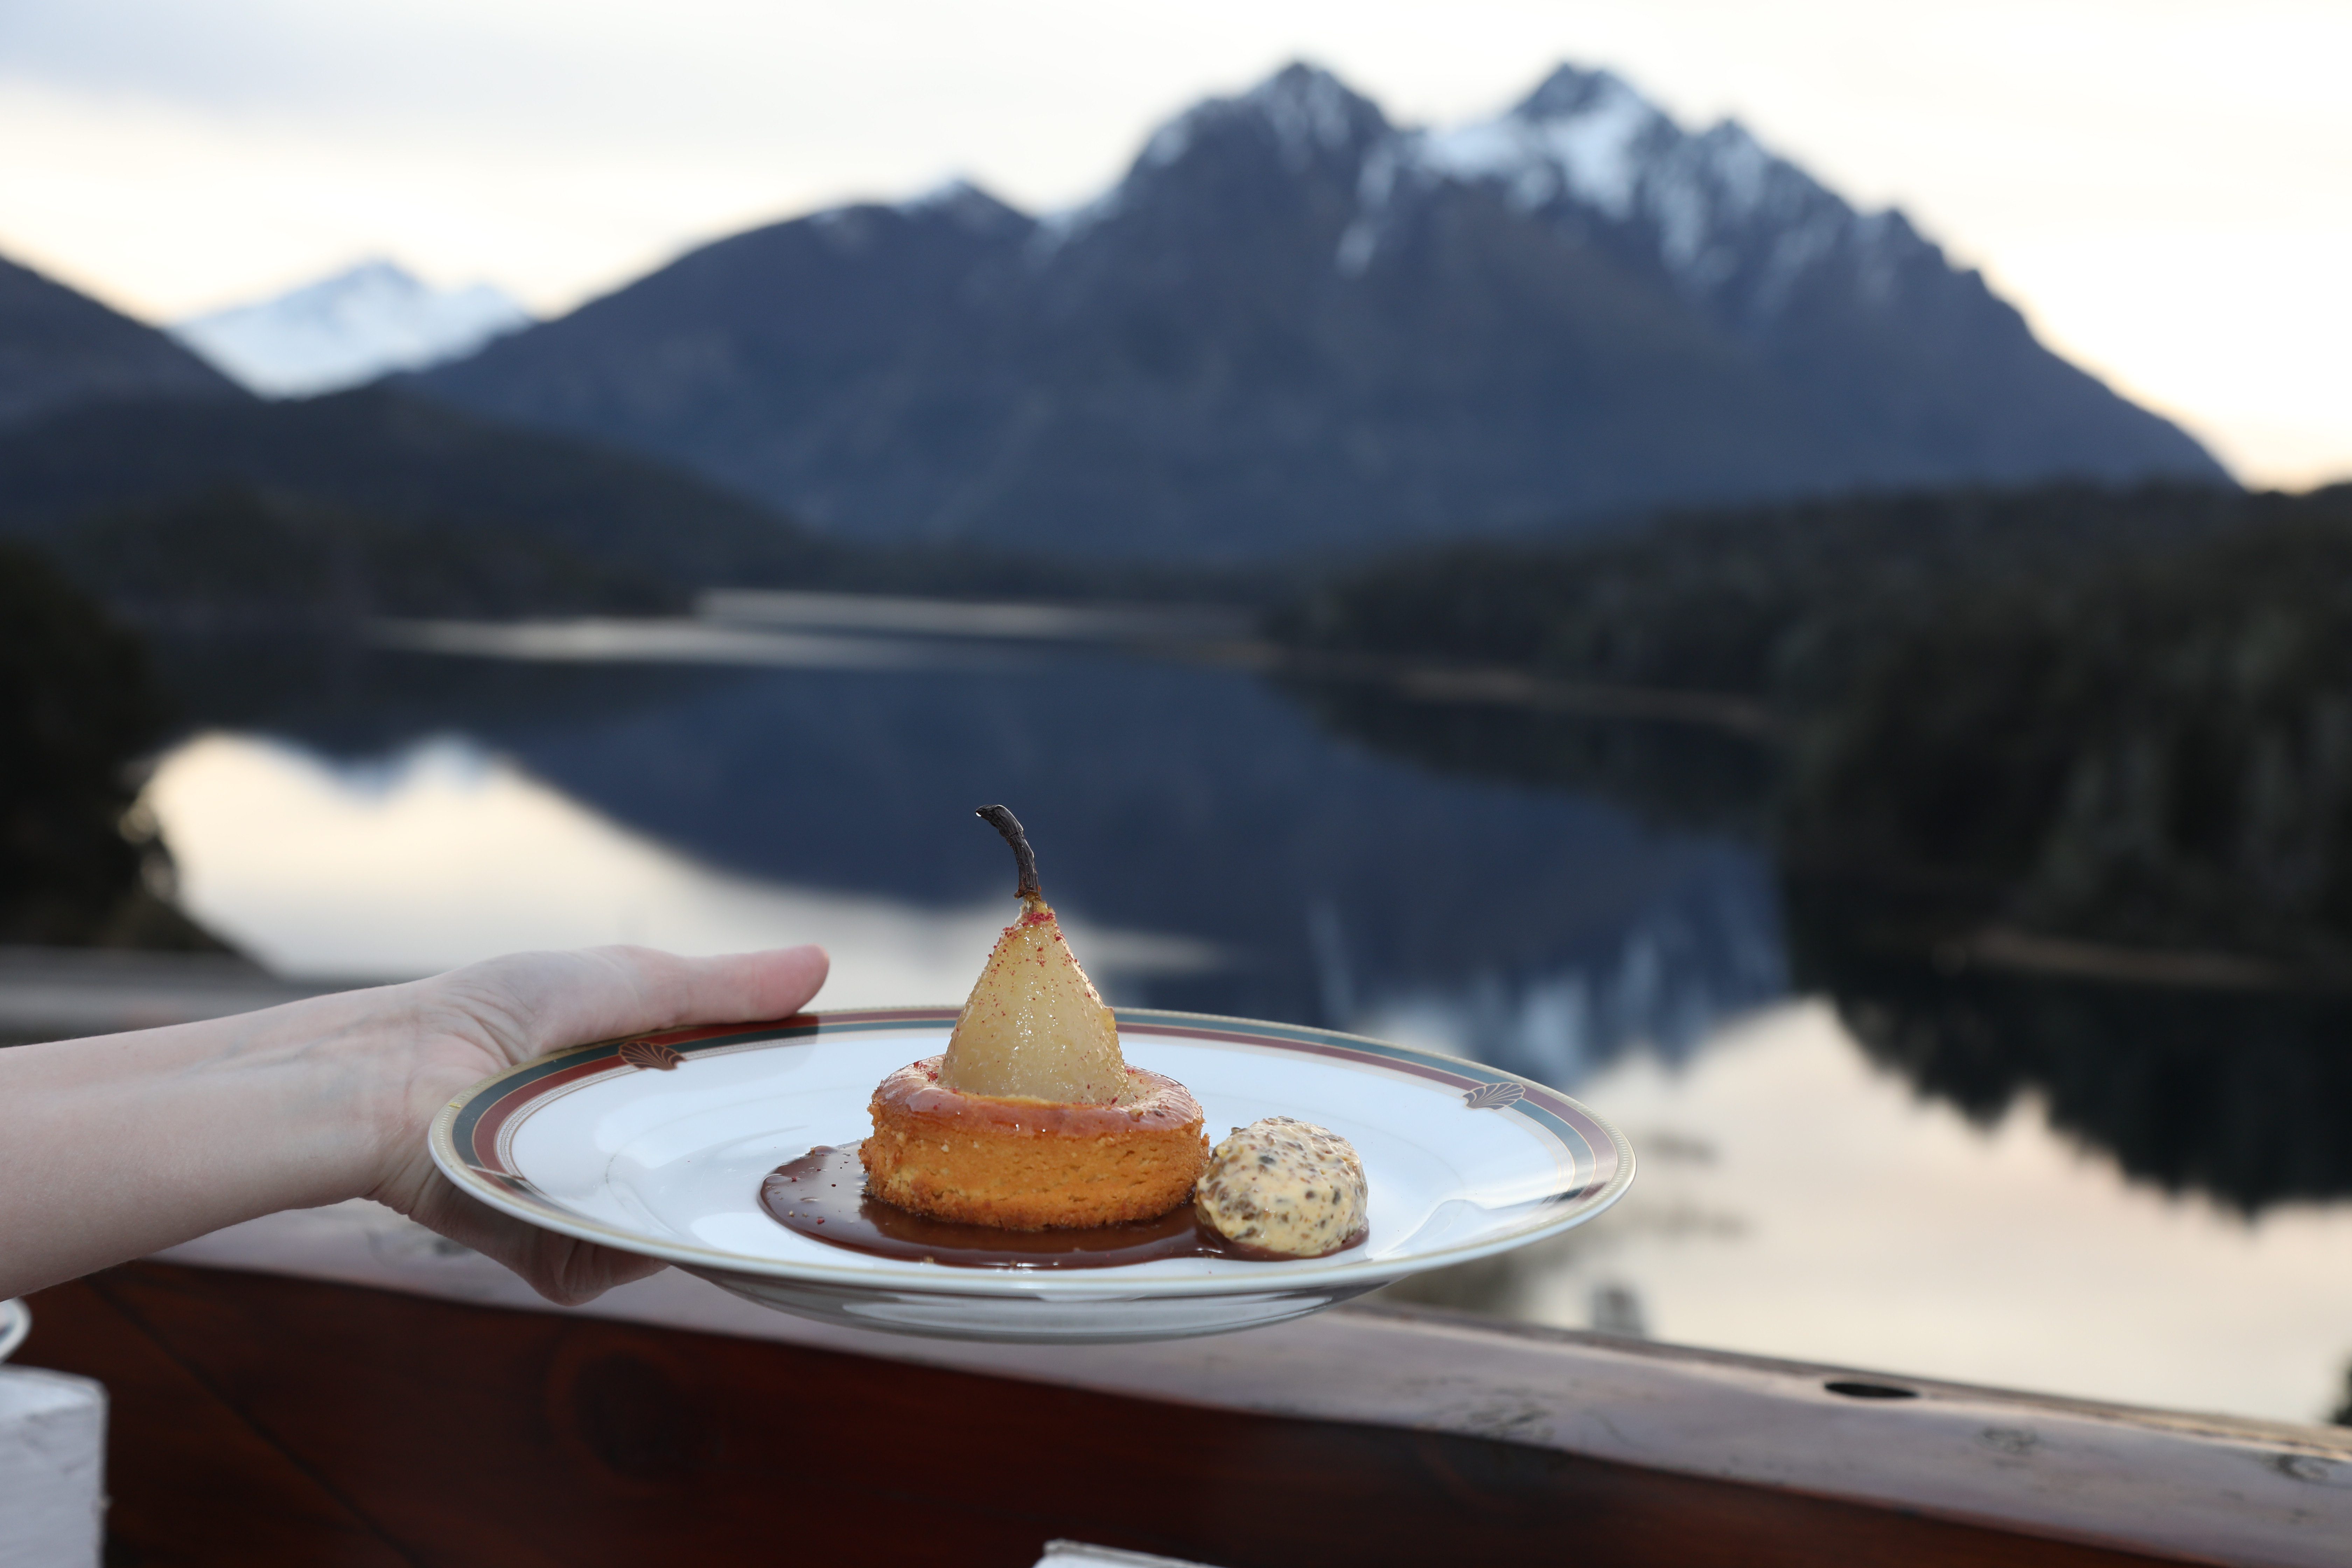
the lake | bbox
[138,630,2352,1427]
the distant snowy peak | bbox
[1045,58,1930,336]
[1419,66,1673,220]
[1391,64,1917,325]
[171,260,532,398]
[412,55,2225,560]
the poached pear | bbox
[938,805,1127,1104]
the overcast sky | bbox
[1,0,2344,486]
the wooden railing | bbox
[11,1201,2347,1566]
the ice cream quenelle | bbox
[1194,1116,1367,1258]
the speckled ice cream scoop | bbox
[1194,1116,1367,1258]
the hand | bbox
[362,945,830,1305]
[0,943,826,1304]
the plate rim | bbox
[428,1006,1635,1297]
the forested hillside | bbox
[0,253,245,429]
[1276,480,2352,972]
[0,545,224,948]
[0,390,1267,623]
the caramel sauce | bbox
[758,1144,1365,1269]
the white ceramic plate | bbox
[0,1298,26,1363]
[430,1008,1633,1342]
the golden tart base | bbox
[860,1055,1209,1230]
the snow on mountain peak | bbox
[171,260,531,398]
[1368,60,1904,329]
[1689,121,1776,216]
[1024,57,1916,328]
[1421,65,1667,220]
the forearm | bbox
[0,984,414,1298]
[2,944,829,1306]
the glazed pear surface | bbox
[938,806,1127,1104]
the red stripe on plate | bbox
[468,1057,616,1172]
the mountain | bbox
[0,253,248,429]
[0,386,1266,618]
[0,245,1236,608]
[419,62,2226,560]
[0,386,823,602]
[173,259,532,397]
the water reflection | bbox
[1789,876,2352,1213]
[146,732,1216,997]
[1358,859,1783,1087]
[1290,678,2352,1220]
[135,633,2352,1423]
[1279,674,2352,1421]
[1384,1001,2352,1425]
[149,639,1779,1063]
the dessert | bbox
[859,806,1209,1229]
[1194,1117,1368,1258]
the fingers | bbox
[405,1175,670,1306]
[553,945,832,1052]
[516,1233,671,1308]
[665,944,832,1032]
[442,943,831,1062]
[387,945,832,1302]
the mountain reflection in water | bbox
[154,637,2352,1213]
[150,640,1784,1083]
[1301,681,2352,1220]
[140,636,2352,1423]
[1792,879,2352,1215]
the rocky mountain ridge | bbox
[0,254,247,430]
[419,62,2224,560]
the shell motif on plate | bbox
[620,1039,686,1072]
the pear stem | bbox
[975,805,1042,905]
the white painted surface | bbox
[157,1202,2352,1567]
[0,1368,105,1568]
